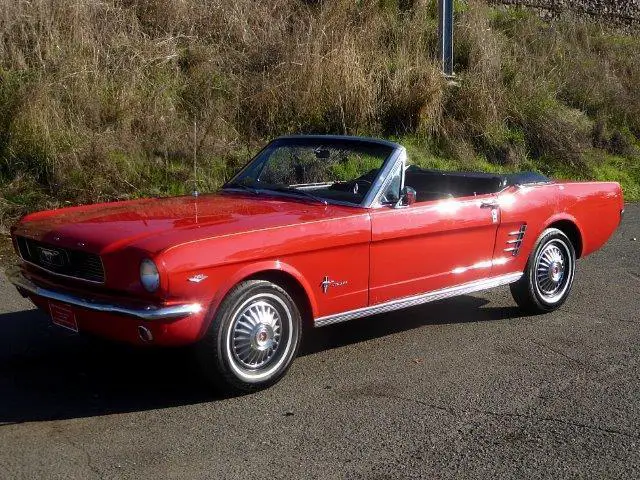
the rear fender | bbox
[541,213,586,257]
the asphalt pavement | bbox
[0,205,638,479]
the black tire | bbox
[510,228,576,313]
[195,279,302,393]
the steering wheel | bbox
[352,179,372,195]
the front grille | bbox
[504,224,527,256]
[16,236,105,283]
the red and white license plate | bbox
[49,301,79,333]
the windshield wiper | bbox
[222,181,259,195]
[262,186,328,206]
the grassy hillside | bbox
[1,0,639,229]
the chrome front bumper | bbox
[6,265,202,321]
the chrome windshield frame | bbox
[364,147,407,208]
[221,135,405,209]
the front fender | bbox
[198,260,319,338]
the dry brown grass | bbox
[0,0,446,218]
[1,0,639,227]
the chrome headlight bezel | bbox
[140,259,160,292]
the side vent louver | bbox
[504,224,527,256]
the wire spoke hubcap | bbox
[534,240,572,302]
[231,300,283,370]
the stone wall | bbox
[488,1,640,25]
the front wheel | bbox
[510,228,576,313]
[196,279,302,392]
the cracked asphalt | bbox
[0,204,638,479]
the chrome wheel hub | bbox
[535,241,571,300]
[251,323,276,351]
[548,260,564,283]
[231,300,282,369]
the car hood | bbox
[13,193,363,255]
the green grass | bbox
[588,153,640,201]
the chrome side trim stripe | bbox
[314,272,523,328]
[6,265,202,321]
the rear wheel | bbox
[510,228,576,313]
[196,280,302,392]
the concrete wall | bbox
[488,1,640,25]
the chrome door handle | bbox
[480,201,499,209]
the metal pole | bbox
[438,0,454,77]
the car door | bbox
[368,194,500,305]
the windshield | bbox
[223,138,394,206]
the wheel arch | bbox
[545,217,584,259]
[244,269,315,327]
[201,261,318,337]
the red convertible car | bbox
[8,135,624,391]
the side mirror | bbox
[396,186,417,208]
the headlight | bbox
[140,259,160,292]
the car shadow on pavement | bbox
[300,295,524,356]
[0,309,220,425]
[0,296,526,424]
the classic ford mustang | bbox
[8,135,624,391]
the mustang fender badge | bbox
[188,274,208,283]
[320,276,348,294]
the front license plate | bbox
[49,301,78,333]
